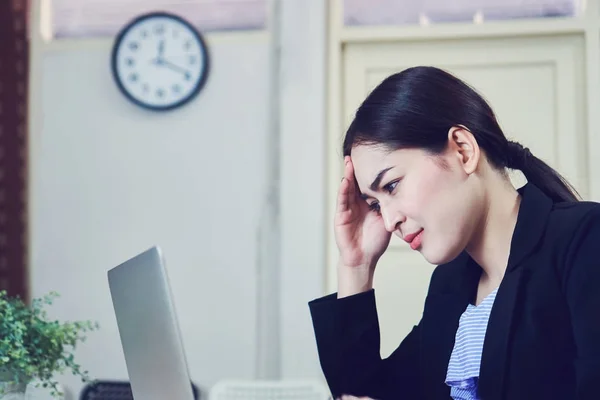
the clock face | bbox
[111,12,209,111]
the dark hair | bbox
[343,66,580,203]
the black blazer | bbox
[309,183,600,400]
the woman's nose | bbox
[381,207,405,233]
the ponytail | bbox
[505,141,580,202]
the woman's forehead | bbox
[351,146,417,189]
[352,145,415,171]
[352,144,393,163]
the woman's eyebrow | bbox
[369,167,394,191]
[358,166,394,199]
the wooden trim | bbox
[0,0,29,299]
[340,17,591,43]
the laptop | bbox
[108,246,196,400]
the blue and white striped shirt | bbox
[445,287,499,400]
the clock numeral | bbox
[172,84,182,94]
[184,72,192,81]
[142,84,150,93]
[128,73,139,83]
[189,55,197,65]
[126,58,135,67]
[128,41,139,51]
[154,24,165,35]
[140,30,148,38]
[156,88,165,98]
[184,40,192,51]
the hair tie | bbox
[506,141,531,169]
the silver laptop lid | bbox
[108,246,195,400]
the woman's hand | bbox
[337,396,377,400]
[335,156,391,297]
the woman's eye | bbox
[368,202,381,213]
[383,180,399,194]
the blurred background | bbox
[1,0,598,398]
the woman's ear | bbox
[447,126,480,175]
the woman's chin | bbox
[421,246,464,266]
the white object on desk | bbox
[25,382,65,400]
[209,380,330,400]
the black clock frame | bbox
[110,11,210,112]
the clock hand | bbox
[158,40,165,58]
[158,59,190,75]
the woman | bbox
[309,66,600,400]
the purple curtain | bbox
[0,0,29,299]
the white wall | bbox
[29,33,272,398]
[277,0,327,379]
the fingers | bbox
[337,173,351,212]
[337,396,377,400]
[343,156,357,196]
[338,157,358,212]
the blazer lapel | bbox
[478,267,529,399]
[420,256,481,398]
[421,293,470,398]
[478,184,553,399]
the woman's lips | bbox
[404,229,424,250]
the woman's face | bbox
[350,138,485,265]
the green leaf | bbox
[0,291,99,398]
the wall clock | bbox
[111,12,210,111]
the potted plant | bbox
[0,290,99,399]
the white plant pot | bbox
[0,381,27,400]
